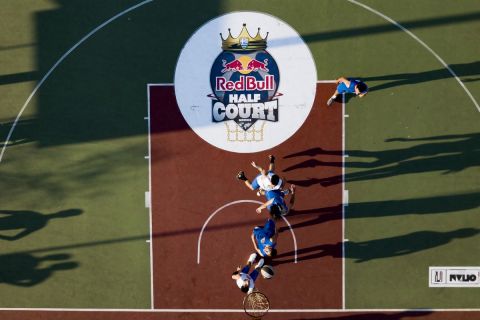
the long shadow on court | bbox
[0,209,82,241]
[2,5,478,145]
[288,310,431,320]
[363,61,480,92]
[278,192,480,233]
[284,133,480,186]
[274,228,479,264]
[0,71,38,86]
[0,118,36,147]
[32,0,221,147]
[0,252,78,287]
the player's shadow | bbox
[288,310,432,320]
[278,205,341,233]
[33,0,222,147]
[0,208,83,241]
[0,70,38,86]
[274,228,479,264]
[0,118,36,147]
[278,191,480,233]
[0,252,78,287]
[284,133,480,186]
[363,60,480,92]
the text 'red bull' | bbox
[216,75,275,92]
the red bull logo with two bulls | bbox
[209,24,280,131]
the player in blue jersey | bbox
[237,155,283,196]
[327,77,368,106]
[251,218,278,258]
[256,184,296,217]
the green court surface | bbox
[0,0,479,312]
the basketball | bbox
[261,265,274,279]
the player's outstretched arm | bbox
[237,171,255,190]
[268,154,275,172]
[336,77,350,86]
[251,161,267,176]
[231,266,242,279]
[288,184,296,210]
[251,233,263,256]
[256,199,274,214]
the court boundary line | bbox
[196,200,298,264]
[347,0,480,113]
[146,84,154,309]
[2,308,480,312]
[341,93,346,310]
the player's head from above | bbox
[263,245,277,257]
[240,280,250,293]
[269,204,287,219]
[355,82,368,97]
[269,205,281,218]
[270,174,280,187]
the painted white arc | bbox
[347,0,480,113]
[0,0,154,163]
[197,200,297,264]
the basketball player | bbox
[232,253,264,294]
[237,155,283,196]
[327,77,368,106]
[251,218,278,258]
[256,184,296,217]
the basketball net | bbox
[225,121,265,142]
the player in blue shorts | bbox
[231,253,264,293]
[251,218,278,258]
[237,155,283,196]
[256,184,296,217]
[327,77,368,106]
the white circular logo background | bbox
[174,12,317,153]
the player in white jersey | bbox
[237,155,283,196]
[231,253,264,293]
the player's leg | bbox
[327,81,347,106]
[250,258,265,281]
[244,252,258,272]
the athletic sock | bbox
[255,258,265,269]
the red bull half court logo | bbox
[210,24,280,131]
[174,12,317,153]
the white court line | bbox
[1,308,480,312]
[342,93,346,310]
[146,84,154,309]
[348,0,480,113]
[197,200,297,264]
[0,0,154,163]
[317,80,337,83]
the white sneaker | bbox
[327,95,337,106]
[248,253,257,264]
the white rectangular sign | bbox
[429,267,480,287]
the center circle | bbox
[174,12,317,153]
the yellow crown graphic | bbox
[220,23,268,51]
